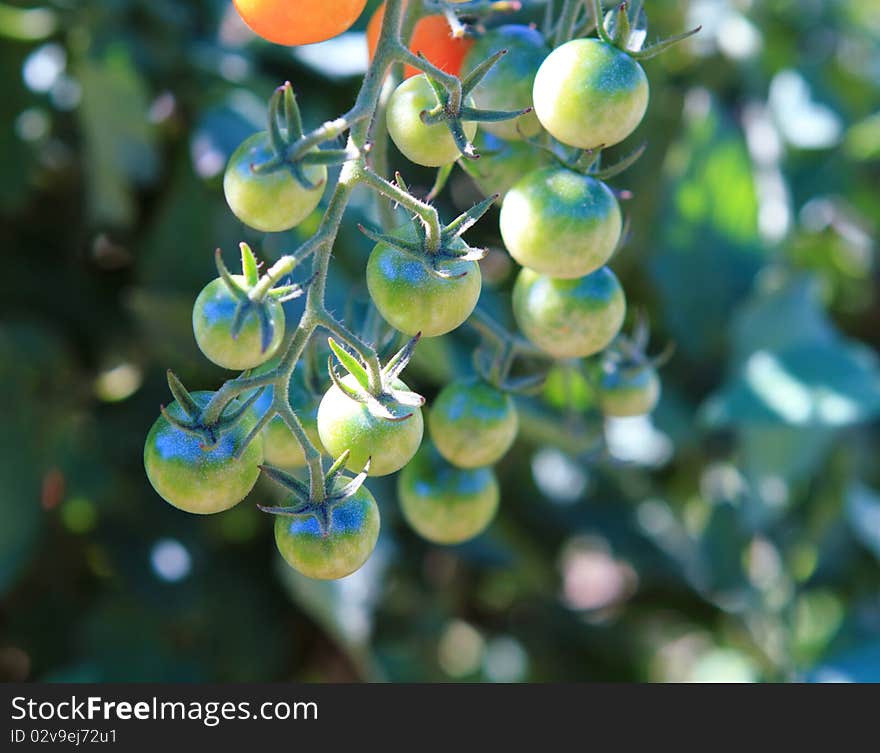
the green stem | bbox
[554,0,581,47]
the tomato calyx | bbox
[599,315,674,381]
[257,449,371,536]
[325,334,425,421]
[418,49,531,159]
[359,189,494,279]
[215,242,308,354]
[592,0,700,60]
[248,82,348,188]
[159,370,263,450]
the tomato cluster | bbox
[145,1,687,580]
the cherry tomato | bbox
[367,3,473,79]
[144,392,263,514]
[460,131,551,201]
[512,267,626,359]
[192,276,285,371]
[462,24,548,140]
[387,75,478,167]
[233,0,368,47]
[317,375,424,476]
[397,444,499,544]
[428,379,518,468]
[598,365,660,417]
[223,132,326,233]
[500,166,621,279]
[533,38,649,150]
[274,483,380,580]
[366,230,481,337]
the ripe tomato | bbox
[500,166,621,279]
[367,4,473,79]
[428,379,518,468]
[460,131,551,200]
[144,392,263,514]
[366,230,481,337]
[250,373,324,469]
[386,75,478,167]
[512,267,626,359]
[461,25,548,141]
[397,444,499,544]
[192,276,285,371]
[598,365,660,417]
[317,375,424,476]
[532,38,648,150]
[223,132,326,233]
[233,0,368,47]
[274,483,380,579]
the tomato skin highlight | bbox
[317,375,424,477]
[367,4,473,79]
[512,267,626,359]
[429,379,518,468]
[386,75,478,167]
[274,484,380,580]
[192,276,285,371]
[223,132,326,233]
[366,234,481,338]
[233,0,368,47]
[144,392,263,514]
[462,25,548,141]
[398,444,499,544]
[533,38,649,150]
[500,166,622,279]
[598,366,661,417]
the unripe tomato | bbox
[512,267,626,359]
[461,132,552,201]
[144,392,263,514]
[500,166,621,279]
[532,38,649,150]
[386,75,478,167]
[317,375,424,477]
[398,444,499,544]
[192,276,285,371]
[428,379,518,468]
[250,378,324,469]
[367,3,473,79]
[461,25,548,141]
[274,483,380,580]
[598,365,660,417]
[223,132,326,233]
[366,231,481,338]
[233,0,368,47]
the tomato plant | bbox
[145,0,695,579]
[398,444,499,544]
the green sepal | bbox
[590,142,646,180]
[240,242,259,287]
[215,249,248,300]
[328,337,371,392]
[166,370,201,420]
[258,464,311,503]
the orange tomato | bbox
[366,3,474,79]
[233,0,368,46]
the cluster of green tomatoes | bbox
[144,1,693,580]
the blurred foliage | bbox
[1,0,879,683]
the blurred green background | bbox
[1,0,879,683]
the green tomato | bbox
[192,276,285,371]
[512,267,626,359]
[387,75,478,167]
[223,131,326,232]
[366,231,481,337]
[398,444,499,544]
[462,24,548,141]
[273,483,380,580]
[251,377,323,469]
[428,379,518,468]
[500,166,621,279]
[144,391,263,514]
[598,365,660,417]
[532,38,649,150]
[460,131,551,201]
[317,375,424,477]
